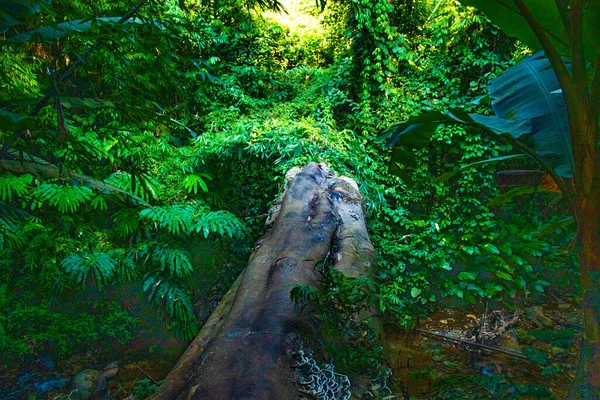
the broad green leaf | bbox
[481,243,500,254]
[379,111,455,148]
[460,0,598,65]
[458,1,563,53]
[496,271,513,281]
[458,272,477,281]
[1,17,152,46]
[522,347,549,365]
[483,52,573,178]
[0,108,34,131]
[537,216,575,237]
[410,287,422,298]
[487,185,549,207]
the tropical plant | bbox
[381,1,600,396]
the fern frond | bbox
[62,251,117,287]
[139,204,197,235]
[183,173,211,195]
[90,194,108,211]
[106,171,160,202]
[0,202,27,249]
[35,184,93,213]
[151,244,194,278]
[142,275,198,337]
[193,210,248,238]
[0,173,33,202]
[113,208,141,237]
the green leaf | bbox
[481,243,500,254]
[2,17,140,45]
[0,108,35,131]
[459,0,597,65]
[487,185,549,207]
[410,287,422,298]
[537,216,575,237]
[482,52,573,178]
[379,111,455,148]
[183,174,209,194]
[35,184,93,213]
[496,271,513,281]
[522,347,549,365]
[458,272,477,281]
[541,365,562,376]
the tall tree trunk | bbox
[565,98,600,400]
[149,163,376,400]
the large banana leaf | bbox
[479,51,573,178]
[380,51,573,182]
[460,0,599,66]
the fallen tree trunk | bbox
[149,163,376,400]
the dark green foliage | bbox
[0,299,138,359]
[0,0,582,386]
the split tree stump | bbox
[150,163,376,400]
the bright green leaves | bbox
[139,205,247,239]
[107,171,159,202]
[0,173,32,202]
[458,272,477,281]
[140,204,197,235]
[35,184,93,213]
[410,287,422,298]
[194,210,248,239]
[183,173,210,195]
[496,271,513,281]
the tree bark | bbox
[149,163,376,400]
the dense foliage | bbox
[0,0,586,396]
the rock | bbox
[101,362,119,379]
[524,306,553,328]
[69,369,106,400]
